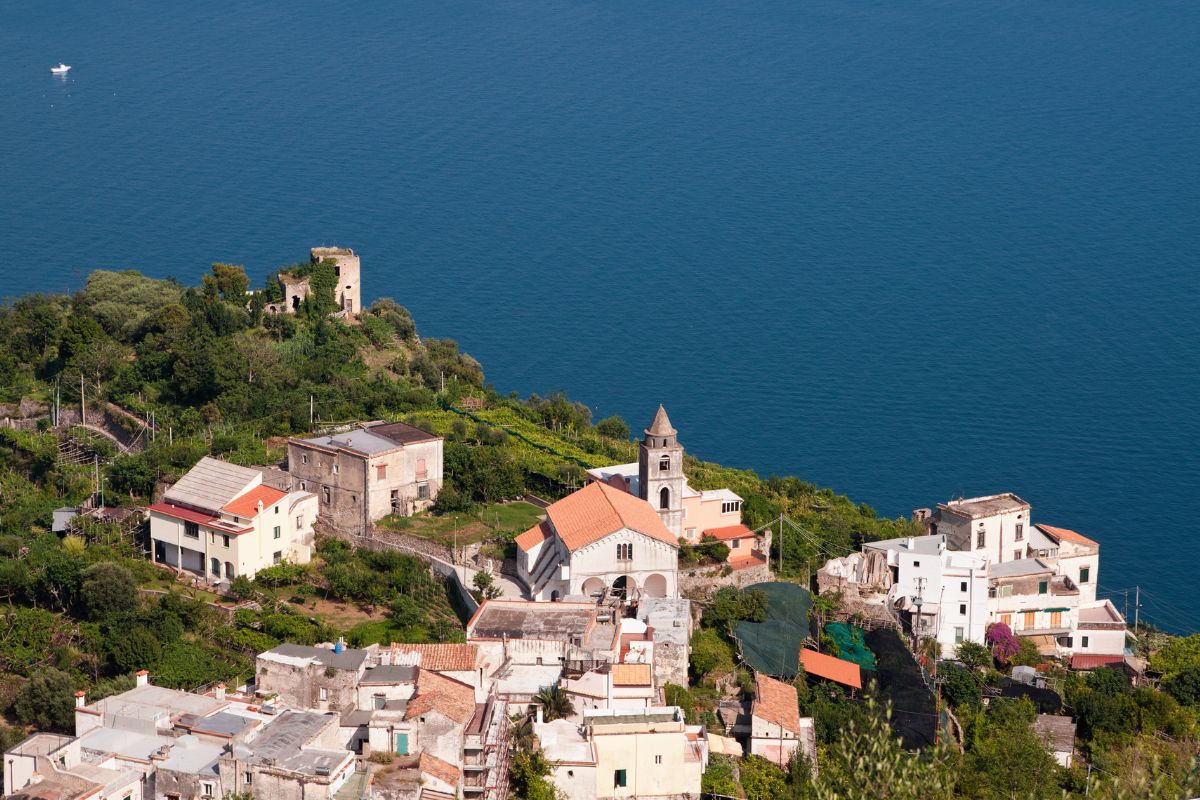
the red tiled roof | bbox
[405,671,476,725]
[705,524,755,541]
[223,485,287,518]
[799,649,862,689]
[1037,524,1099,548]
[147,503,252,534]
[753,674,802,732]
[546,482,677,552]
[419,752,461,787]
[515,521,550,553]
[1070,654,1125,671]
[390,643,479,672]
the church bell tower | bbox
[638,405,685,538]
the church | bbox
[514,406,746,602]
[586,405,745,543]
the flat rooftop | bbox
[88,683,226,722]
[468,600,596,640]
[245,711,350,777]
[1078,602,1123,624]
[7,733,73,756]
[864,534,946,556]
[939,493,1029,519]
[534,719,595,764]
[989,558,1053,578]
[261,643,369,672]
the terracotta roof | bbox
[390,643,479,672]
[147,502,252,534]
[419,752,461,787]
[752,674,802,732]
[611,664,653,687]
[1070,654,1125,671]
[1036,524,1099,548]
[546,482,677,552]
[1033,714,1077,753]
[515,521,550,553]
[705,524,755,541]
[405,671,476,725]
[223,485,287,518]
[799,649,862,689]
[645,404,677,436]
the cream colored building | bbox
[587,406,743,543]
[150,457,317,583]
[536,707,706,800]
[515,481,679,601]
[933,493,1032,566]
[310,246,361,315]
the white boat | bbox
[50,63,71,74]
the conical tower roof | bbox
[644,404,677,437]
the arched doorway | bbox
[612,575,638,601]
[581,577,606,598]
[660,487,670,509]
[643,573,668,598]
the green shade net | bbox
[733,582,813,678]
[824,622,878,670]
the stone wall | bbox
[678,561,773,595]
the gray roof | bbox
[1033,714,1076,752]
[176,711,256,737]
[298,422,438,457]
[263,643,369,671]
[989,558,1053,578]
[246,711,352,777]
[164,456,261,514]
[638,598,691,647]
[468,602,596,640]
[939,493,1029,519]
[864,534,946,556]
[361,664,418,685]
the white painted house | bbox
[515,481,679,601]
[150,457,317,583]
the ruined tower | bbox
[310,246,361,315]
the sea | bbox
[3,1,1198,632]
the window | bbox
[274,526,281,539]
[1023,611,1036,629]
[323,487,331,504]
[1062,636,1073,648]
[988,587,996,598]
[614,770,627,788]
[418,484,430,500]
[976,530,985,548]
[1015,523,1024,541]
[955,627,965,643]
[617,543,633,560]
[1014,550,1022,560]
[1079,567,1091,584]
[296,515,303,528]
[184,521,200,539]
[1000,613,1012,627]
[300,481,306,490]
[1082,636,1089,648]
[1050,611,1062,628]
[721,500,741,514]
[274,505,279,514]
[960,581,968,592]
[655,755,663,764]
[731,538,740,549]
[959,603,967,615]
[302,454,308,464]
[912,560,920,568]
[222,534,229,548]
[377,464,387,481]
[1038,580,1048,594]
[1000,585,1013,598]
[659,455,671,472]
[659,487,670,509]
[374,694,386,710]
[319,687,329,701]
[245,774,252,785]
[211,558,221,576]
[333,463,339,475]
[273,551,283,564]
[201,783,214,799]
[416,458,428,480]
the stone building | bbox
[311,246,361,314]
[256,642,370,714]
[287,421,443,534]
[749,674,817,771]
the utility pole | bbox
[80,373,85,423]
[778,514,784,574]
[913,577,927,656]
[309,395,314,427]
[1134,586,1141,632]
[1123,590,1129,624]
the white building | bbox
[536,707,706,800]
[933,493,1032,566]
[514,481,679,601]
[862,534,989,658]
[150,457,317,583]
[749,674,817,771]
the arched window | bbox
[660,487,670,509]
[659,455,670,473]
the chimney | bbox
[75,690,86,708]
[136,669,149,687]
[215,683,227,701]
[906,537,915,550]
[257,500,264,513]
[535,706,544,724]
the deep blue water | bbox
[4,1,1199,630]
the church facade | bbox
[514,481,679,602]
